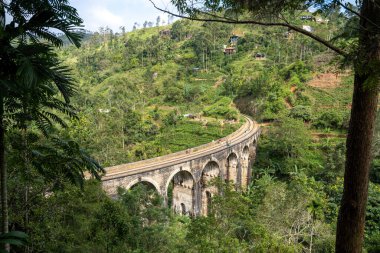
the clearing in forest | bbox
[308,73,341,89]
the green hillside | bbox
[59,23,245,166]
[59,16,346,167]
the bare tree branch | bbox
[337,0,380,29]
[149,0,347,56]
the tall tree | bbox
[120,26,126,35]
[151,0,380,251]
[0,0,101,245]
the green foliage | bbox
[55,21,246,165]
[256,117,322,176]
[182,180,304,252]
[236,70,290,120]
[31,136,103,188]
[253,173,334,252]
[1,0,84,133]
[289,105,313,121]
[0,231,28,252]
[314,110,345,129]
[14,181,181,253]
[280,61,312,84]
[365,232,380,253]
[365,184,380,237]
[163,110,180,126]
[320,141,346,182]
[238,71,271,98]
[203,97,239,120]
[165,86,185,103]
[123,109,157,146]
[183,83,203,102]
[0,3,105,250]
[159,119,239,152]
[371,111,380,183]
[294,91,313,106]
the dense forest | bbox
[2,1,380,252]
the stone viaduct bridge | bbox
[102,116,261,216]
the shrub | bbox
[164,86,184,103]
[294,92,313,106]
[183,84,202,102]
[289,75,301,87]
[163,111,179,126]
[314,110,344,129]
[203,97,239,120]
[280,61,312,82]
[366,232,380,253]
[225,110,239,120]
[290,105,312,122]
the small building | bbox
[183,114,196,119]
[254,52,266,59]
[224,47,236,55]
[300,15,315,21]
[98,109,111,113]
[302,25,313,32]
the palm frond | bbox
[40,110,68,128]
[35,112,54,137]
[31,136,104,189]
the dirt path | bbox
[213,78,224,88]
[312,132,347,139]
[259,122,273,127]
[193,78,209,81]
[285,85,297,109]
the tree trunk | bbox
[335,1,380,252]
[0,94,9,251]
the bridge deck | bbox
[102,116,259,181]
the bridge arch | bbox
[201,160,220,215]
[202,157,221,170]
[125,177,161,194]
[226,152,238,184]
[201,160,220,182]
[166,169,195,216]
[253,138,257,146]
[165,167,194,192]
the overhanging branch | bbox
[149,0,347,56]
[337,0,380,29]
